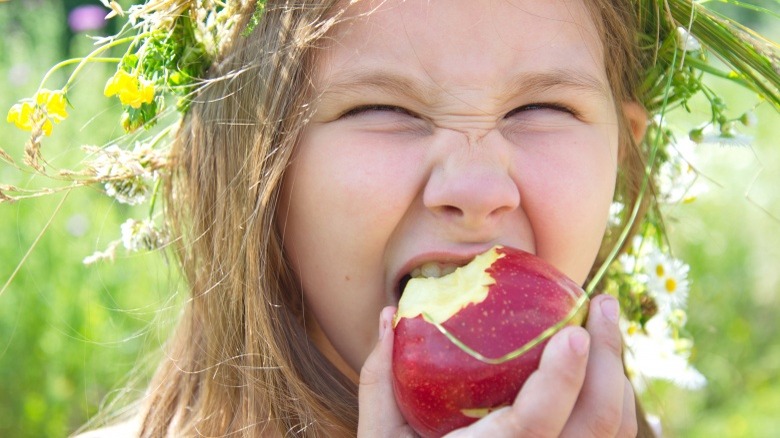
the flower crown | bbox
[3,0,780,393]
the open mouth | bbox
[398,262,464,297]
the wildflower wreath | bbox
[3,0,780,393]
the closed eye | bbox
[505,102,579,119]
[340,104,416,119]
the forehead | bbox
[316,0,607,94]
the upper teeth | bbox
[410,262,459,279]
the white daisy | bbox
[656,139,707,205]
[622,316,706,392]
[617,235,656,276]
[644,249,690,313]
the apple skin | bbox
[392,245,587,438]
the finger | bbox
[447,326,590,438]
[358,306,416,438]
[561,294,628,438]
[618,377,638,437]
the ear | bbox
[622,101,648,144]
[619,101,648,162]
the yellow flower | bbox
[104,69,156,109]
[7,101,35,131]
[39,117,54,136]
[6,89,68,136]
[35,89,68,122]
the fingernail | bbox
[600,295,620,324]
[569,329,590,357]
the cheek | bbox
[277,127,426,370]
[517,129,618,282]
[289,129,423,230]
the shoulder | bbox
[73,420,140,438]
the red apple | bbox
[392,245,588,438]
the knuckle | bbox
[358,361,380,389]
[358,373,377,390]
[511,421,554,438]
[554,358,586,389]
[600,326,624,356]
[585,405,622,437]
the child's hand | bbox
[358,306,417,437]
[357,295,637,437]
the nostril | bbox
[423,159,520,228]
[438,204,463,217]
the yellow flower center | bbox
[655,264,665,277]
[665,277,677,293]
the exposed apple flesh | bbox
[392,245,588,438]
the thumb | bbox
[358,306,415,438]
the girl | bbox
[5,0,775,437]
[134,1,646,436]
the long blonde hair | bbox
[138,1,654,436]
[143,1,356,436]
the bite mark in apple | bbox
[392,245,588,438]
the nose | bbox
[423,129,520,231]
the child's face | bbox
[278,0,620,375]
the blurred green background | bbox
[1,1,779,437]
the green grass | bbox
[1,2,780,437]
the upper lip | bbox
[392,246,496,299]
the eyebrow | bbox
[317,70,439,105]
[507,69,612,101]
[316,68,612,105]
